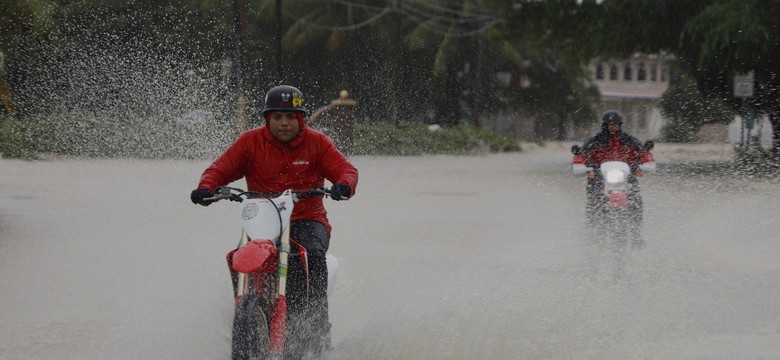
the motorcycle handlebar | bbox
[203,187,331,203]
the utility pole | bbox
[233,0,248,131]
[391,0,401,124]
[275,0,283,81]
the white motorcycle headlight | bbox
[605,170,625,184]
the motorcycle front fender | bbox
[232,239,278,274]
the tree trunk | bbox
[275,0,283,80]
[443,58,461,127]
[471,35,484,128]
[557,117,566,141]
[391,3,402,124]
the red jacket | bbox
[573,130,654,172]
[197,126,358,231]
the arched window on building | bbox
[596,62,605,80]
[623,63,632,81]
[609,64,618,80]
[637,63,647,81]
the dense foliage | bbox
[0,116,35,159]
[353,122,520,156]
[2,0,780,159]
[659,72,731,142]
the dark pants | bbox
[285,220,331,359]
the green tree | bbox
[589,0,780,153]
[499,0,600,140]
[594,0,712,56]
[659,71,731,142]
[267,0,509,128]
[679,0,780,155]
[0,0,54,116]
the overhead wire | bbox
[297,0,498,37]
[405,0,496,21]
[397,5,498,37]
[399,2,495,26]
[298,6,392,31]
[313,0,388,12]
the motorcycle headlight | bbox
[605,170,625,184]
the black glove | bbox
[330,183,351,201]
[190,188,215,206]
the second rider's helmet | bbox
[602,110,623,125]
[261,85,308,116]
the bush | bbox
[659,121,698,143]
[352,122,521,155]
[10,113,520,159]
[0,116,37,159]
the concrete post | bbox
[329,90,357,155]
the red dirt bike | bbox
[205,187,338,360]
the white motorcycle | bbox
[205,187,338,360]
[571,142,655,276]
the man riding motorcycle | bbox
[572,110,655,248]
[191,85,358,358]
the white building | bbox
[587,53,674,140]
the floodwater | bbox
[1,142,779,359]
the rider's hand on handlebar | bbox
[190,188,215,206]
[330,183,351,201]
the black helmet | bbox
[261,85,308,115]
[602,110,623,125]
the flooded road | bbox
[1,143,779,359]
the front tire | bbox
[232,293,271,360]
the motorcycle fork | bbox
[234,231,251,300]
[230,231,284,301]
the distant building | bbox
[586,53,674,140]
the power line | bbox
[399,2,496,25]
[398,5,498,37]
[405,0,496,21]
[299,0,498,37]
[298,6,392,31]
[316,0,388,12]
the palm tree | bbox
[247,0,510,126]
